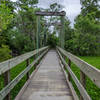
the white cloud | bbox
[11,0,17,2]
[11,0,81,26]
[63,0,81,26]
[38,0,81,26]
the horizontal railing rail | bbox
[57,46,100,100]
[0,46,48,75]
[57,47,100,88]
[0,46,49,100]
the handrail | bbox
[0,49,49,100]
[57,49,91,100]
[57,47,100,88]
[0,46,48,75]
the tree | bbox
[72,0,100,55]
[47,31,58,47]
[0,45,12,62]
[50,3,63,12]
[0,0,13,33]
[0,0,40,55]
[80,0,99,15]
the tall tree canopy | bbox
[0,0,13,32]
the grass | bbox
[0,57,35,100]
[66,56,100,100]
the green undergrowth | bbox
[66,56,100,100]
[0,57,35,100]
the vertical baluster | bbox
[4,70,10,100]
[80,71,86,100]
[68,59,71,81]
[26,59,30,80]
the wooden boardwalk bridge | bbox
[0,46,100,100]
[0,11,100,100]
[15,50,73,100]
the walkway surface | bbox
[17,50,73,100]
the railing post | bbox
[26,59,30,80]
[36,16,40,57]
[80,71,86,100]
[4,70,11,100]
[68,59,71,81]
[60,16,65,49]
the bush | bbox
[0,45,12,62]
[47,32,58,48]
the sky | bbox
[11,0,82,26]
[38,0,81,26]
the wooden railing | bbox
[0,46,49,100]
[57,47,100,100]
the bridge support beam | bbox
[43,26,48,47]
[36,16,40,57]
[60,16,65,49]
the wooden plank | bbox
[67,81,79,100]
[80,71,86,100]
[57,50,91,100]
[35,11,66,16]
[57,47,100,88]
[15,53,44,100]
[0,49,48,100]
[0,46,48,75]
[45,22,61,26]
[16,50,73,100]
[58,54,79,100]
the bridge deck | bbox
[16,50,73,100]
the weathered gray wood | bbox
[58,53,79,100]
[35,11,66,16]
[26,59,30,80]
[0,46,48,75]
[80,71,86,100]
[45,22,61,26]
[57,47,100,88]
[15,54,44,100]
[16,50,73,100]
[0,49,48,100]
[57,49,91,100]
[36,16,40,57]
[68,81,79,100]
[60,16,65,49]
[4,70,11,100]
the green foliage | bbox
[0,0,39,55]
[0,35,6,45]
[70,56,100,100]
[7,29,34,54]
[80,0,99,16]
[47,31,58,47]
[64,0,100,56]
[0,45,12,62]
[0,58,34,99]
[72,0,100,56]
[50,3,63,12]
[0,0,13,32]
